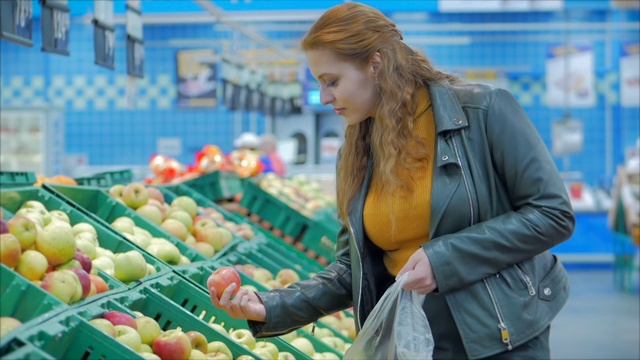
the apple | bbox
[104,310,137,329]
[339,317,356,340]
[0,219,7,234]
[167,209,193,231]
[108,184,126,199]
[41,269,82,304]
[115,325,143,352]
[71,222,98,237]
[48,210,70,224]
[75,238,97,260]
[147,187,165,204]
[214,228,233,249]
[312,328,333,339]
[196,228,225,252]
[160,219,189,241]
[147,263,157,276]
[207,266,241,300]
[186,330,209,353]
[321,336,345,352]
[136,205,163,225]
[319,315,340,330]
[275,269,300,287]
[140,343,154,353]
[92,256,115,276]
[135,316,162,346]
[16,249,48,281]
[189,349,207,360]
[228,329,256,350]
[206,341,233,359]
[7,216,37,250]
[192,218,217,237]
[152,329,193,360]
[140,352,162,360]
[89,274,109,293]
[73,249,92,273]
[68,268,92,299]
[251,268,273,284]
[20,201,50,223]
[14,209,43,228]
[185,234,197,246]
[278,331,296,343]
[0,233,22,268]
[111,217,135,235]
[289,337,315,357]
[35,223,76,266]
[193,242,215,258]
[277,351,296,360]
[90,318,116,337]
[56,258,82,271]
[318,352,340,360]
[254,341,279,360]
[0,317,23,338]
[209,323,227,336]
[145,240,181,265]
[122,183,149,210]
[95,247,116,261]
[171,196,198,218]
[113,250,148,283]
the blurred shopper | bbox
[259,133,286,177]
[210,3,575,359]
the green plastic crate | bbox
[98,169,133,185]
[232,242,315,281]
[73,174,110,187]
[141,272,315,359]
[0,186,172,286]
[300,221,338,263]
[0,264,66,346]
[180,171,225,201]
[41,183,207,265]
[74,286,260,359]
[246,232,326,275]
[0,171,36,189]
[172,262,349,357]
[11,313,143,360]
[0,341,55,360]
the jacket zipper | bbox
[348,220,365,332]
[452,135,474,226]
[483,279,514,351]
[514,264,536,296]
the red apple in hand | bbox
[207,266,241,299]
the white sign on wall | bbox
[545,45,596,108]
[620,43,640,107]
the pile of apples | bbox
[0,201,148,303]
[257,174,336,218]
[233,263,301,290]
[107,183,239,260]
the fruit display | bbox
[257,173,336,218]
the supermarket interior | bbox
[0,0,639,359]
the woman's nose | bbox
[320,90,333,105]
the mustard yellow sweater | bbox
[363,87,435,276]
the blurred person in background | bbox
[259,133,286,177]
[210,3,575,359]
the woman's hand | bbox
[210,283,267,322]
[396,248,437,294]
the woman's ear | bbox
[370,52,382,77]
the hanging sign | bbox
[176,49,218,108]
[545,44,596,108]
[0,0,33,47]
[620,43,640,107]
[93,0,115,69]
[41,0,70,56]
[126,0,144,78]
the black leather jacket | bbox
[250,83,575,359]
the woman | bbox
[210,3,575,359]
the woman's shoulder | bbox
[434,81,513,111]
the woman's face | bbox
[305,48,379,126]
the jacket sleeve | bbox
[248,157,354,337]
[424,88,575,294]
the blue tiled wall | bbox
[1,6,638,187]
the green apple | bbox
[146,264,157,276]
[71,222,97,237]
[254,341,279,360]
[108,184,126,199]
[171,196,198,218]
[206,341,233,359]
[7,216,38,250]
[136,205,163,225]
[276,351,296,360]
[139,352,161,360]
[146,239,181,265]
[111,217,135,235]
[139,344,153,353]
[40,269,82,304]
[289,337,315,357]
[167,209,193,233]
[135,316,162,345]
[160,218,189,241]
[186,330,209,353]
[278,331,296,343]
[92,256,115,276]
[189,349,207,359]
[275,269,300,287]
[49,210,70,224]
[35,223,76,266]
[75,231,99,248]
[95,247,116,261]
[319,352,340,360]
[321,336,345,352]
[193,242,215,257]
[229,329,256,350]
[122,183,149,210]
[113,250,148,283]
[75,238,97,260]
[0,234,22,268]
[185,234,197,246]
[16,249,48,281]
[251,268,273,285]
[195,228,224,252]
[192,218,217,238]
[89,318,116,337]
[0,317,23,338]
[115,325,143,352]
[209,323,227,336]
[15,209,44,228]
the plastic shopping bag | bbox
[343,272,434,360]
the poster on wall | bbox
[620,43,640,107]
[545,44,596,108]
[176,49,218,108]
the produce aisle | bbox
[0,169,351,360]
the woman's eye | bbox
[327,80,337,87]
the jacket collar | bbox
[429,83,468,134]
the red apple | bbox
[103,310,137,330]
[207,266,241,299]
[73,249,92,273]
[152,329,192,360]
[69,268,92,299]
[0,219,7,234]
[0,233,22,268]
[122,183,149,210]
[186,330,208,353]
[41,269,82,304]
[146,187,165,204]
[89,274,109,294]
